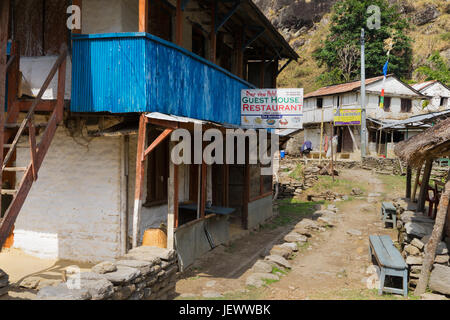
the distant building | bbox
[301,75,428,159]
[412,80,450,111]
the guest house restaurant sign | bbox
[241,89,304,129]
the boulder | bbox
[20,277,42,290]
[284,232,307,243]
[405,222,433,238]
[420,293,448,300]
[0,273,9,288]
[404,244,421,256]
[318,216,335,227]
[293,227,311,237]
[91,261,117,274]
[414,4,441,26]
[128,246,176,261]
[101,266,141,285]
[36,283,91,300]
[252,260,273,273]
[435,255,449,264]
[265,255,292,269]
[436,242,448,255]
[115,260,153,276]
[429,265,450,295]
[246,273,279,288]
[74,278,114,300]
[280,242,298,252]
[270,245,292,259]
[406,256,423,265]
[346,229,362,236]
[411,238,424,250]
[296,219,320,231]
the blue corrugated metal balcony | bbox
[71,33,254,126]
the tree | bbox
[313,0,412,85]
[416,52,450,85]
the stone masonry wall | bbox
[36,246,179,300]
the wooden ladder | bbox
[0,43,68,250]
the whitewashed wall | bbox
[419,83,450,111]
[13,127,123,262]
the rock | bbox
[101,266,141,285]
[91,261,117,274]
[429,265,450,295]
[246,273,279,288]
[202,291,223,298]
[436,242,448,255]
[406,256,423,265]
[351,187,363,196]
[411,238,424,250]
[265,255,292,269]
[404,244,421,256]
[280,242,298,252]
[20,277,42,290]
[346,229,362,236]
[293,227,311,237]
[115,260,153,276]
[414,4,441,26]
[128,246,176,261]
[284,232,307,243]
[0,273,9,288]
[252,260,273,273]
[36,283,91,300]
[318,216,335,227]
[37,279,62,290]
[112,284,135,300]
[270,245,292,259]
[368,193,381,197]
[410,265,422,274]
[420,293,448,300]
[435,255,449,264]
[296,219,320,231]
[64,265,81,276]
[0,286,8,297]
[74,278,114,300]
[205,280,216,288]
[405,222,433,238]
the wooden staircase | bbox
[0,41,68,250]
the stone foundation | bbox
[36,246,179,300]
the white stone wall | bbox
[13,127,123,263]
[419,82,450,111]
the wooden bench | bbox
[369,235,408,297]
[381,202,397,228]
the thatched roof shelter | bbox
[395,118,450,168]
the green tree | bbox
[314,0,412,85]
[416,52,450,85]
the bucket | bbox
[280,150,286,159]
[142,228,167,248]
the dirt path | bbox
[174,169,400,300]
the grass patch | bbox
[288,163,304,180]
[263,278,279,285]
[377,174,406,197]
[262,199,323,230]
[309,288,417,300]
[309,176,367,196]
[272,266,288,276]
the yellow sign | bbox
[333,109,361,126]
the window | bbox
[401,99,412,113]
[192,24,206,58]
[317,98,323,109]
[379,96,391,111]
[145,128,169,206]
[440,97,448,107]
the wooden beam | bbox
[167,141,178,249]
[210,0,217,64]
[28,122,38,181]
[132,114,147,248]
[272,58,278,88]
[7,42,19,114]
[417,159,433,213]
[72,0,82,34]
[143,128,173,159]
[17,100,57,112]
[406,166,412,199]
[412,165,422,202]
[176,0,183,46]
[259,49,265,88]
[200,161,207,218]
[139,0,148,33]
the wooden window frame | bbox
[401,98,412,113]
[317,98,323,109]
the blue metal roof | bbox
[71,32,255,126]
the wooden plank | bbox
[72,0,82,34]
[132,114,147,248]
[28,122,38,181]
[139,0,148,33]
[17,100,57,112]
[406,166,412,199]
[55,47,67,122]
[167,141,177,249]
[417,159,433,213]
[7,42,19,114]
[412,165,422,202]
[143,128,173,159]
[176,0,183,46]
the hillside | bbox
[254,0,450,93]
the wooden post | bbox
[223,164,229,206]
[272,58,278,88]
[139,0,148,33]
[72,0,82,34]
[417,159,433,213]
[132,115,147,248]
[176,0,183,46]
[414,176,450,296]
[319,108,324,164]
[412,165,422,202]
[0,0,10,210]
[242,141,250,229]
[200,161,207,218]
[233,30,243,78]
[259,49,265,88]
[210,0,217,64]
[331,122,335,182]
[167,141,178,250]
[406,166,412,199]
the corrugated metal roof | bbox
[412,80,437,92]
[381,110,450,130]
[304,75,386,99]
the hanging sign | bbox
[241,89,303,129]
[333,108,362,126]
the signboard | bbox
[241,89,303,129]
[333,108,361,126]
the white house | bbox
[412,80,450,112]
[301,75,428,159]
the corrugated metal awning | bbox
[381,110,450,130]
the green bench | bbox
[381,202,397,229]
[369,235,408,297]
